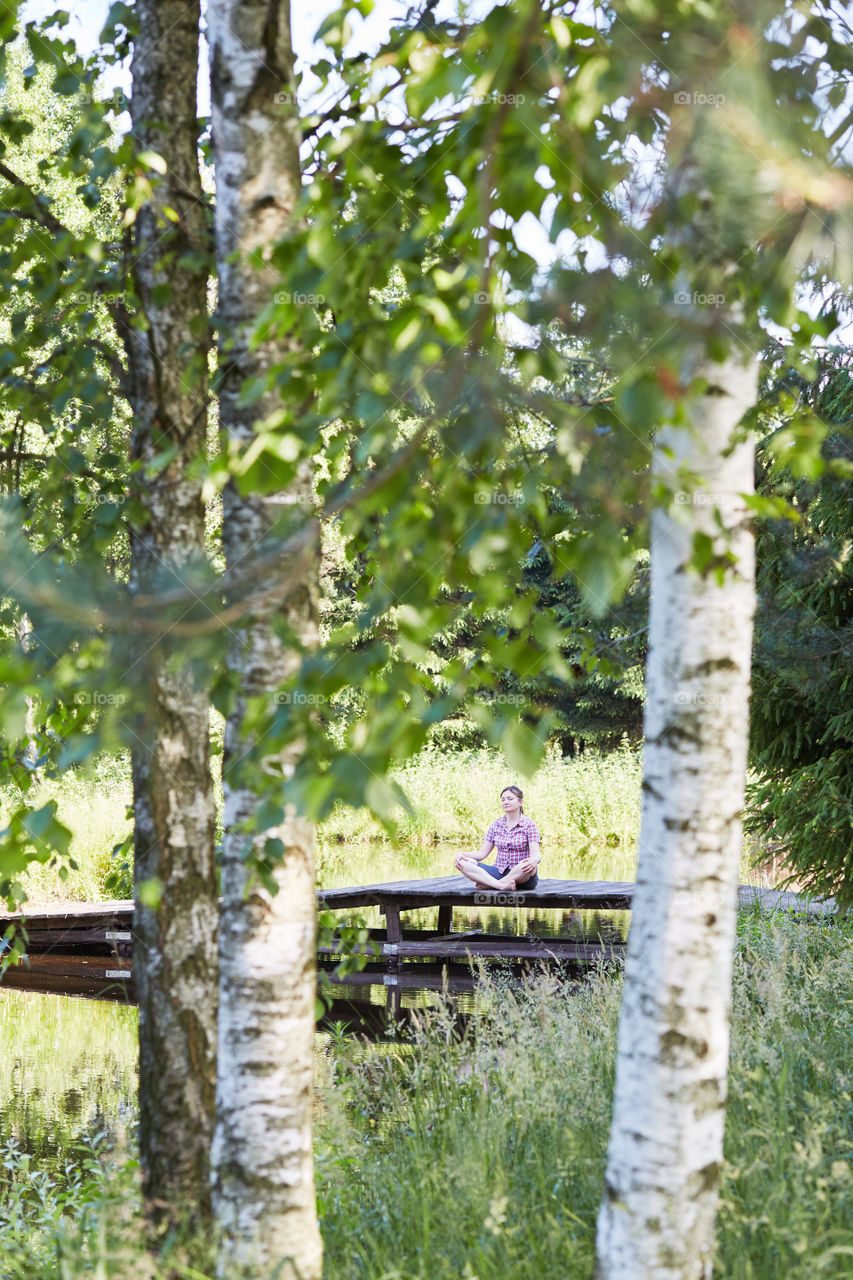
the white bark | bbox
[14,614,38,772]
[595,351,759,1279]
[207,1,322,1276]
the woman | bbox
[454,785,541,891]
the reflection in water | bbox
[0,989,137,1170]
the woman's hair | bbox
[500,785,524,813]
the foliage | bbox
[0,754,132,903]
[747,351,853,907]
[209,0,852,843]
[0,0,849,906]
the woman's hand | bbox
[514,857,537,879]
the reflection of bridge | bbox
[0,879,833,1019]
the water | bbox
[0,839,773,1170]
[0,988,137,1169]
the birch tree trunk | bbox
[595,350,759,1279]
[128,0,218,1220]
[207,2,322,1275]
[14,614,38,774]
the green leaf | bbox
[501,723,544,777]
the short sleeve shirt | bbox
[484,814,541,872]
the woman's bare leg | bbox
[455,856,509,890]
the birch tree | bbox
[594,9,851,1275]
[594,349,758,1279]
[207,1,322,1274]
[128,0,218,1219]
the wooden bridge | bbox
[0,877,831,1007]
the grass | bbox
[320,743,643,848]
[317,913,853,1279]
[0,756,133,905]
[1,915,851,1278]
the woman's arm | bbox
[513,841,541,879]
[454,839,494,870]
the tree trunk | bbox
[128,0,218,1221]
[14,614,38,774]
[595,351,759,1279]
[207,1,322,1275]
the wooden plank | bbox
[320,936,625,963]
[322,967,481,993]
[0,968,137,1002]
[382,904,403,944]
[736,885,835,915]
[317,876,637,911]
[0,901,134,928]
[1,953,134,980]
[5,927,133,952]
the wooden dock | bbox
[0,877,833,1007]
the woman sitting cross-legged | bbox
[454,785,541,891]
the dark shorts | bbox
[477,861,539,891]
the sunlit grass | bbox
[0,757,133,905]
[320,743,643,849]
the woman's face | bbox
[500,789,521,815]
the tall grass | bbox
[320,744,643,848]
[0,917,850,1277]
[0,756,132,904]
[317,914,853,1280]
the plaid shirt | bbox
[485,814,541,872]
